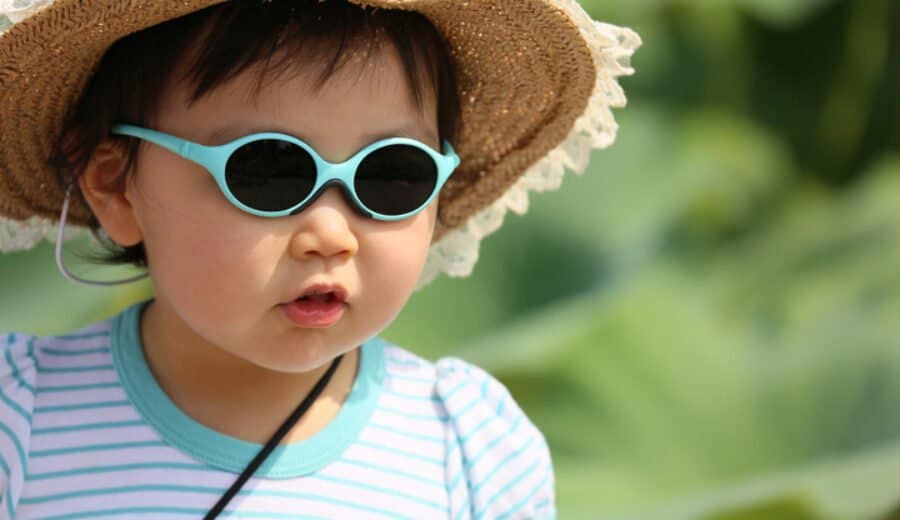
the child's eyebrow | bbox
[360,124,440,147]
[206,125,300,144]
[206,122,439,147]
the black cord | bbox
[204,354,345,519]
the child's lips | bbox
[281,298,346,328]
[280,283,349,328]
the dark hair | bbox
[53,0,460,269]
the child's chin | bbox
[247,342,352,375]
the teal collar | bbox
[110,299,385,478]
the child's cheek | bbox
[357,210,435,319]
[139,212,270,325]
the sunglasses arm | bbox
[111,124,214,169]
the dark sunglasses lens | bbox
[225,140,316,212]
[355,144,438,216]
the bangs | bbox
[78,0,459,145]
[152,0,459,143]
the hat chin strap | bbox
[55,183,150,287]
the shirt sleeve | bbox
[436,357,556,520]
[0,332,37,519]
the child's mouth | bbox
[281,285,348,328]
[297,292,340,304]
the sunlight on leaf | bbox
[737,0,840,28]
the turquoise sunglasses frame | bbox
[111,124,461,221]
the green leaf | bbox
[0,237,152,335]
[736,0,841,28]
[437,157,900,519]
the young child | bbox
[0,0,639,518]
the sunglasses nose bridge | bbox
[289,178,373,220]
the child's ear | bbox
[78,139,144,247]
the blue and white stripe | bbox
[1,306,555,519]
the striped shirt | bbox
[0,300,555,519]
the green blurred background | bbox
[2,0,900,518]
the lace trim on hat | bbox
[0,0,640,290]
[0,0,51,24]
[416,9,640,288]
[0,215,85,252]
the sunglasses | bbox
[111,124,461,221]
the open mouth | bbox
[289,284,348,306]
[296,292,342,304]
[282,285,348,327]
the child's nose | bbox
[288,187,360,260]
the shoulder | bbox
[0,319,114,425]
[0,319,115,513]
[0,330,38,516]
[379,342,517,414]
[379,341,557,519]
[0,330,39,416]
[1,319,114,385]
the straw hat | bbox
[0,0,640,286]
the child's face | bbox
[120,45,439,373]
